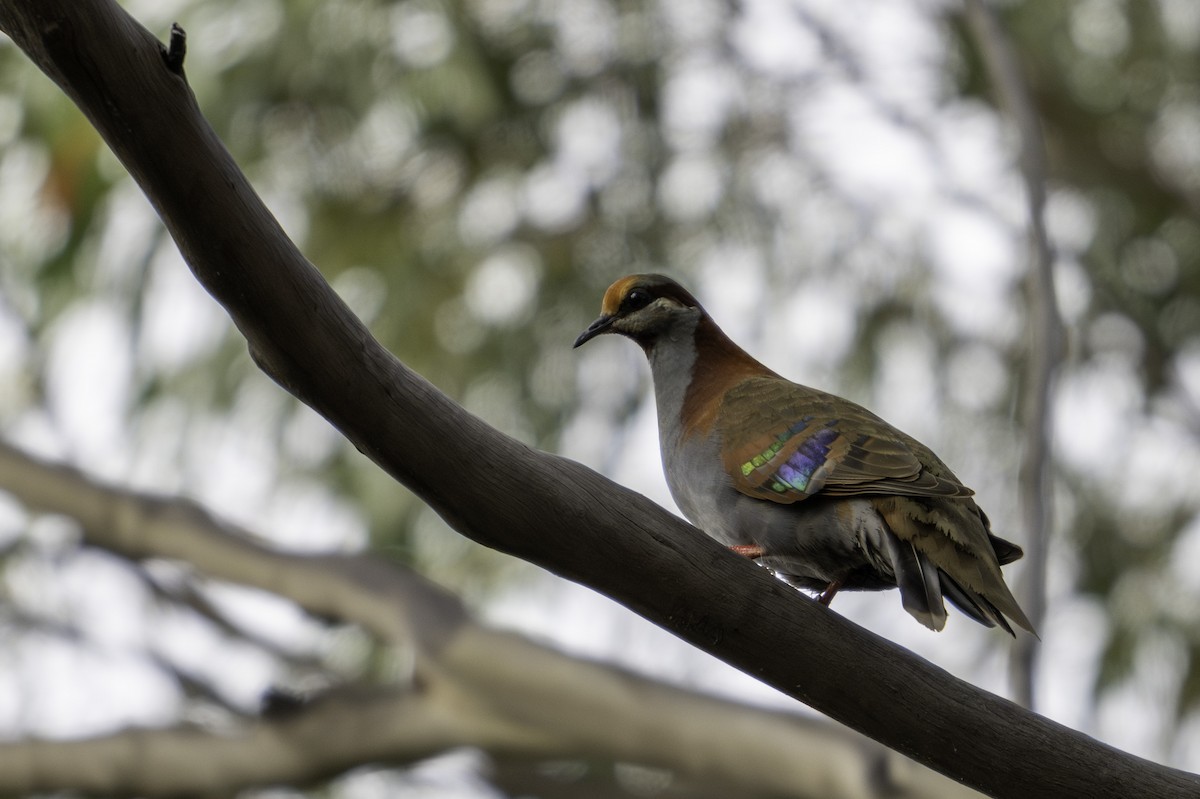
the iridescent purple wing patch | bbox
[768,423,839,494]
[736,417,840,496]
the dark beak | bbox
[573,315,615,348]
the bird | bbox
[574,273,1034,635]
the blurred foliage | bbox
[2,0,1200,777]
[990,0,1200,722]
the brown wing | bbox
[717,377,973,504]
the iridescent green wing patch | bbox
[728,416,847,503]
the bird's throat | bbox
[648,316,777,440]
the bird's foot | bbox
[817,579,844,606]
[729,544,766,559]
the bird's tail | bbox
[940,574,1015,636]
[876,498,1037,635]
[880,532,948,632]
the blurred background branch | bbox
[0,439,983,799]
[961,0,1064,711]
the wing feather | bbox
[718,376,972,504]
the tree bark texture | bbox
[0,2,1196,798]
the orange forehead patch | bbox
[600,275,643,316]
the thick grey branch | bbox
[0,687,551,795]
[0,679,947,798]
[0,2,1193,798]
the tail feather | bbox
[988,532,1024,566]
[875,496,1037,635]
[880,530,947,631]
[940,574,1015,636]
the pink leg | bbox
[817,578,844,606]
[729,544,766,559]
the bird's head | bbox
[573,274,704,351]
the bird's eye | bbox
[622,288,652,313]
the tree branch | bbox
[0,2,1192,797]
[0,686,547,795]
[0,440,980,799]
[962,0,1064,711]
